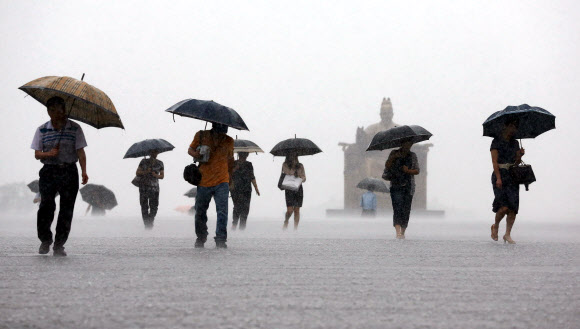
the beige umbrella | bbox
[19,75,124,129]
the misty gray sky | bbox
[1,1,579,220]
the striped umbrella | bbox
[234,139,263,153]
[19,75,124,129]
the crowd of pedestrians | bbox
[29,91,553,255]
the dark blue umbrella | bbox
[483,104,555,139]
[184,188,197,198]
[270,137,322,156]
[165,99,249,131]
[123,139,175,159]
[366,125,432,151]
[79,184,117,210]
[357,178,389,193]
[27,180,39,193]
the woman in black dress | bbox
[281,154,306,230]
[490,118,525,244]
[230,152,260,230]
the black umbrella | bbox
[165,99,249,131]
[356,178,389,193]
[184,187,197,198]
[483,104,556,139]
[270,137,322,157]
[79,184,117,210]
[123,139,175,158]
[27,180,39,193]
[234,139,264,153]
[366,125,433,151]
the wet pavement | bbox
[1,215,579,329]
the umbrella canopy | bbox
[79,184,117,210]
[483,104,556,139]
[357,178,390,193]
[184,187,197,198]
[270,137,322,157]
[27,180,39,193]
[165,99,249,131]
[234,139,264,153]
[19,76,124,129]
[123,139,175,159]
[366,125,433,151]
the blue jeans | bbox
[195,182,229,242]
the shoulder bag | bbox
[184,131,205,186]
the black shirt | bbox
[490,137,520,164]
[232,161,255,193]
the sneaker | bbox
[39,241,52,254]
[194,238,206,248]
[53,247,67,257]
[215,241,227,249]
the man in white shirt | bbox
[31,96,89,256]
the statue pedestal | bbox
[342,142,432,211]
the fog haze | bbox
[1,0,579,220]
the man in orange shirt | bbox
[188,123,235,248]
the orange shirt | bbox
[190,130,234,187]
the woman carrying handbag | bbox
[279,154,306,230]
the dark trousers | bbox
[361,209,376,217]
[195,183,229,242]
[139,186,159,222]
[37,164,79,248]
[390,186,413,228]
[232,191,251,228]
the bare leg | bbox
[401,227,406,237]
[504,211,516,244]
[284,207,292,230]
[293,207,300,230]
[492,207,508,241]
[395,224,403,239]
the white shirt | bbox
[31,120,87,164]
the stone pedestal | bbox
[343,140,431,210]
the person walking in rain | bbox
[360,189,377,217]
[384,140,419,239]
[135,150,164,228]
[31,96,88,256]
[188,123,234,248]
[230,152,260,230]
[489,118,525,244]
[281,154,306,230]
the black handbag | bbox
[131,175,142,187]
[184,163,202,186]
[509,162,536,191]
[183,130,207,186]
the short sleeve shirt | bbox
[31,120,87,164]
[137,158,164,188]
[490,138,520,164]
[232,161,255,193]
[189,131,234,187]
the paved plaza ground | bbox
[1,214,579,329]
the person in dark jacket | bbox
[384,140,419,239]
[490,118,525,244]
[230,152,260,230]
[136,150,164,228]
